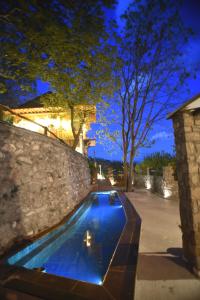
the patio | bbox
[126,189,200,300]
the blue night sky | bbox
[36,0,200,162]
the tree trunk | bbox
[72,130,82,150]
[69,105,84,150]
[127,149,135,192]
[127,164,134,192]
[123,161,129,191]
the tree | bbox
[114,0,191,191]
[0,0,117,148]
[41,38,118,149]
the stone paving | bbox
[126,189,200,300]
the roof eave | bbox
[167,92,200,119]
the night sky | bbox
[37,0,200,162]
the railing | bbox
[0,103,66,144]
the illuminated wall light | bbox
[145,177,152,190]
[97,164,105,180]
[163,187,172,198]
[146,181,152,189]
[109,177,116,186]
[97,173,105,180]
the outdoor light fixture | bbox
[97,164,105,180]
[163,187,172,199]
[109,177,116,185]
[146,178,152,190]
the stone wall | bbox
[0,122,91,254]
[153,175,164,195]
[173,110,200,275]
[135,166,179,199]
[162,166,179,199]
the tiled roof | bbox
[12,92,53,109]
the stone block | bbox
[0,223,17,253]
[184,126,193,133]
[189,155,196,162]
[2,143,17,152]
[194,119,200,126]
[191,187,200,200]
[183,117,194,126]
[185,132,200,142]
[188,163,199,174]
[185,142,195,154]
[17,156,32,165]
[195,144,200,153]
[191,174,200,186]
[0,151,5,159]
[192,127,200,132]
[192,200,200,214]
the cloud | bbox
[151,131,173,141]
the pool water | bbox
[7,191,126,285]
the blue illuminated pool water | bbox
[7,191,126,285]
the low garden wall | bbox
[135,166,179,199]
[0,122,91,254]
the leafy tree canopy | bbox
[0,0,119,148]
[0,0,118,105]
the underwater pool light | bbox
[84,230,92,247]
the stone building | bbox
[2,92,96,155]
[168,93,200,276]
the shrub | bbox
[136,151,176,175]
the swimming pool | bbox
[7,191,126,285]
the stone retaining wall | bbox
[0,122,91,254]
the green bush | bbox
[136,151,176,175]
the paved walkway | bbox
[126,189,200,300]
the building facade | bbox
[4,93,96,155]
